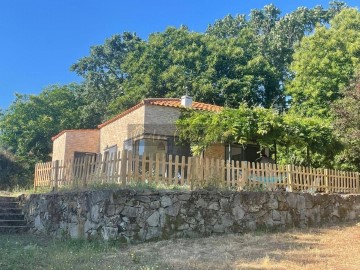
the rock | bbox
[159,208,167,227]
[195,198,207,208]
[232,206,245,220]
[34,215,44,230]
[121,206,138,218]
[102,226,118,241]
[178,194,191,201]
[146,211,160,227]
[220,198,229,211]
[248,205,261,213]
[105,204,116,216]
[286,193,298,209]
[161,196,172,207]
[90,204,100,222]
[146,227,162,240]
[69,223,80,238]
[208,202,220,211]
[177,223,190,230]
[134,196,151,203]
[272,210,281,221]
[84,220,98,232]
[278,201,289,211]
[150,200,160,209]
[165,202,181,217]
[267,198,278,210]
[297,196,306,210]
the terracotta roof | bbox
[144,98,223,112]
[51,129,98,141]
[98,98,222,129]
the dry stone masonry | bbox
[19,190,360,242]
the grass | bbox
[1,222,360,269]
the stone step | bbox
[0,208,22,214]
[0,196,19,203]
[0,220,27,226]
[0,226,28,233]
[0,201,19,208]
[0,214,25,221]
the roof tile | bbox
[98,98,222,128]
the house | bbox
[51,96,265,162]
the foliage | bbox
[71,32,142,124]
[287,8,360,117]
[0,149,31,189]
[0,84,84,167]
[108,26,280,112]
[72,3,346,117]
[332,73,360,171]
[176,107,339,167]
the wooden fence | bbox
[34,150,360,193]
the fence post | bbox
[241,161,248,187]
[356,172,360,194]
[53,160,59,192]
[34,164,38,191]
[287,165,293,192]
[190,157,195,190]
[324,169,329,193]
[82,156,89,188]
[120,150,128,187]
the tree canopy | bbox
[0,84,84,166]
[287,8,360,117]
[1,2,360,189]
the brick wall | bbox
[65,130,100,161]
[52,130,100,161]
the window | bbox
[134,139,167,156]
[225,144,261,162]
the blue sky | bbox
[0,0,359,110]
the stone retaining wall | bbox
[19,190,360,242]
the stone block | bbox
[146,211,160,227]
[165,202,181,217]
[121,206,138,218]
[208,202,220,211]
[232,206,245,220]
[161,196,173,207]
[178,193,191,201]
[272,210,281,221]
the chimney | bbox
[181,95,192,107]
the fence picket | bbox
[33,151,360,194]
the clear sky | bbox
[0,0,358,110]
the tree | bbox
[332,73,360,171]
[71,32,142,123]
[207,3,346,111]
[108,26,281,113]
[0,149,31,189]
[0,84,84,166]
[287,8,360,117]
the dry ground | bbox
[1,222,360,270]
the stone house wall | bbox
[19,190,360,243]
[143,105,181,137]
[99,106,145,155]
